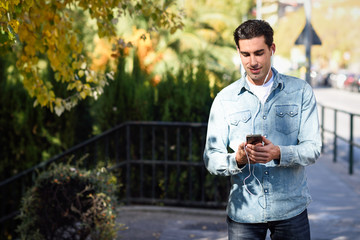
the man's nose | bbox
[250,55,257,66]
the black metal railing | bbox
[0,121,229,238]
[318,103,360,174]
[2,106,359,237]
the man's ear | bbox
[271,44,276,55]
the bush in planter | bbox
[16,161,119,240]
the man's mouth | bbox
[249,68,261,74]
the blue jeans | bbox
[227,209,310,240]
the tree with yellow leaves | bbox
[0,0,183,115]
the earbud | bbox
[271,50,274,56]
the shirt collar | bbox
[238,67,284,95]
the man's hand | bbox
[235,142,255,166]
[236,136,280,165]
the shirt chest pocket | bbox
[229,110,251,126]
[275,105,299,135]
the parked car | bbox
[314,70,360,93]
[330,72,347,89]
[350,75,360,92]
[310,71,333,87]
[344,74,356,89]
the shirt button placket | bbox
[261,169,270,219]
[264,171,269,194]
[262,170,270,212]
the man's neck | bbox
[247,70,273,86]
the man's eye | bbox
[255,52,264,56]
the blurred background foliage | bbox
[274,0,360,72]
[0,0,184,114]
[1,0,360,182]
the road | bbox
[314,87,360,115]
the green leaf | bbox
[0,32,9,43]
[151,13,157,21]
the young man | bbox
[203,19,321,240]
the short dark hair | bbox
[233,19,274,50]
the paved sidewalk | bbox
[307,153,360,240]
[116,153,360,240]
[116,206,227,240]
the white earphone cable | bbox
[243,145,264,196]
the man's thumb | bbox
[262,136,271,145]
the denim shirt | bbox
[203,68,321,223]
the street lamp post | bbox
[304,0,312,85]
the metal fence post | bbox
[321,105,325,153]
[176,127,181,201]
[164,127,168,200]
[126,124,131,205]
[349,114,354,175]
[188,127,193,200]
[140,126,144,198]
[333,109,337,163]
[152,126,156,200]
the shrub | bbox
[16,161,119,240]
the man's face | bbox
[237,36,275,85]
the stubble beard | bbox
[247,69,266,85]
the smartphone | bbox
[246,134,263,145]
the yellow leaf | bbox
[54,28,58,37]
[67,82,75,90]
[13,0,21,5]
[72,62,78,69]
[55,72,61,81]
[86,75,93,82]
[54,15,60,25]
[21,55,27,62]
[76,80,82,91]
[81,62,87,69]
[45,30,52,38]
[8,20,20,33]
[0,2,8,10]
[49,90,55,99]
[24,0,34,8]
[70,35,77,46]
[37,93,48,106]
[55,98,62,106]
[170,27,177,34]
[80,91,87,99]
[78,70,84,78]
[83,83,91,90]
[51,58,60,69]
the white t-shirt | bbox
[246,76,274,104]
